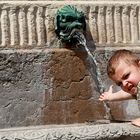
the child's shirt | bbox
[137,82,140,110]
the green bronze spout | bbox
[55,5,86,43]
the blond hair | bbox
[107,49,140,78]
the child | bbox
[99,49,140,127]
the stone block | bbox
[43,100,106,124]
[43,48,106,124]
[0,50,49,128]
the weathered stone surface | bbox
[0,1,140,47]
[0,49,105,128]
[0,123,140,140]
[44,50,92,101]
[0,48,140,128]
[43,49,106,124]
[0,49,52,128]
[43,100,106,124]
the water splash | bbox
[73,32,112,120]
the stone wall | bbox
[1,1,140,47]
[0,0,140,128]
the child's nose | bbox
[122,80,128,90]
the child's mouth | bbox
[128,85,136,94]
[128,85,137,95]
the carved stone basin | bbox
[0,123,140,140]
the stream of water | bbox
[73,32,112,120]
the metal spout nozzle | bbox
[72,31,86,47]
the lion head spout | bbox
[55,5,86,43]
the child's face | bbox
[111,60,140,95]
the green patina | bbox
[55,5,86,43]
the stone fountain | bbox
[0,1,140,139]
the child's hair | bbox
[107,49,140,78]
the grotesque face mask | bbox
[55,5,86,43]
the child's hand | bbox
[99,85,113,101]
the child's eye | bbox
[123,73,129,79]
